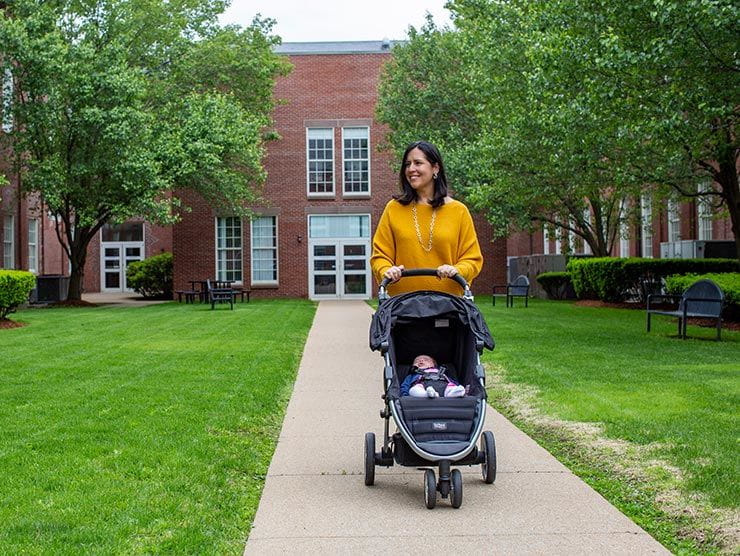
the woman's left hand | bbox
[436,264,458,279]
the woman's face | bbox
[404,147,439,193]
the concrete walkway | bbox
[244,301,669,555]
[81,292,170,307]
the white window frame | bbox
[342,126,370,197]
[28,218,38,273]
[667,198,681,243]
[640,194,653,258]
[3,214,14,268]
[215,216,243,283]
[543,225,550,255]
[250,215,278,285]
[619,198,630,257]
[2,67,12,134]
[697,182,713,241]
[306,128,335,198]
[582,209,592,255]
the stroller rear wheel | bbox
[364,432,375,486]
[481,430,497,484]
[424,469,437,509]
[450,469,463,508]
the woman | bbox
[370,141,483,295]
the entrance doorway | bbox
[308,214,370,300]
[100,222,145,292]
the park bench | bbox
[174,289,198,303]
[207,279,235,310]
[646,279,724,340]
[492,274,530,307]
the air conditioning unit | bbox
[659,240,735,259]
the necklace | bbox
[412,202,436,252]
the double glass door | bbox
[101,242,144,292]
[309,240,370,299]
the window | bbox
[640,194,653,258]
[102,221,143,242]
[582,209,592,255]
[28,218,38,273]
[619,199,630,257]
[542,226,550,255]
[698,182,713,241]
[251,216,277,284]
[2,68,12,134]
[308,214,369,239]
[216,217,242,282]
[3,215,14,268]
[667,198,681,242]
[342,127,369,195]
[307,128,334,196]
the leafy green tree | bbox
[0,0,291,299]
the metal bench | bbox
[646,279,724,340]
[174,290,198,303]
[206,279,234,310]
[492,274,530,307]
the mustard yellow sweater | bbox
[370,199,483,295]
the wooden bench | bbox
[206,279,234,310]
[231,286,251,303]
[492,274,530,307]
[646,279,724,340]
[174,290,198,303]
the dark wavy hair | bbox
[393,141,449,208]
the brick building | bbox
[171,41,506,300]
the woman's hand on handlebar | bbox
[436,264,458,279]
[383,265,405,283]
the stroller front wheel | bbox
[424,469,437,509]
[481,430,497,484]
[364,432,376,486]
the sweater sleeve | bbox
[370,201,396,281]
[453,204,483,284]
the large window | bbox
[2,68,12,134]
[27,218,38,273]
[342,127,369,195]
[251,216,278,284]
[667,198,681,242]
[216,217,242,282]
[307,128,334,196]
[619,199,630,257]
[698,182,713,241]
[3,215,14,268]
[640,194,653,258]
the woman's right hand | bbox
[383,265,405,283]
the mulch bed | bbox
[0,319,27,329]
[574,300,740,331]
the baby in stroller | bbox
[400,354,466,398]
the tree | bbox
[0,0,291,299]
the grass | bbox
[0,299,316,554]
[476,296,739,554]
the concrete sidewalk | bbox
[244,301,668,555]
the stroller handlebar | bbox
[378,268,472,299]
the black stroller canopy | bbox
[369,291,495,352]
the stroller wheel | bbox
[481,430,497,484]
[424,469,437,509]
[450,469,463,508]
[364,432,375,486]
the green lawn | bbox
[477,296,739,554]
[0,299,316,554]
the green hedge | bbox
[0,270,36,319]
[126,252,173,299]
[665,273,740,307]
[567,257,740,302]
[536,271,573,300]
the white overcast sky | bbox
[219,0,453,42]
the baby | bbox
[400,354,466,398]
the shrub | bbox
[567,257,740,302]
[126,252,173,299]
[536,272,573,300]
[665,273,740,308]
[0,270,36,319]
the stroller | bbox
[366,269,496,509]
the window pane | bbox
[308,128,334,194]
[344,274,366,294]
[251,216,277,283]
[343,127,369,194]
[216,216,242,282]
[314,274,336,294]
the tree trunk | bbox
[65,228,91,301]
[716,149,740,261]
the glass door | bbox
[309,240,370,299]
[100,242,144,292]
[340,241,369,298]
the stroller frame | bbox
[366,269,497,509]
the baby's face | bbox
[413,355,436,369]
